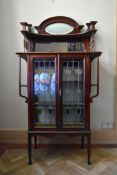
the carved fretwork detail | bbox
[29,41,36,52]
[89,34,95,51]
[24,38,30,51]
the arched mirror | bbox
[35,16,82,35]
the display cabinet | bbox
[16,16,102,164]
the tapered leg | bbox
[34,135,38,149]
[87,133,92,165]
[28,134,32,165]
[80,134,84,149]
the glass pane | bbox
[33,58,56,128]
[62,59,84,128]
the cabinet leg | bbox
[34,135,38,149]
[87,133,92,165]
[80,135,84,149]
[28,134,32,165]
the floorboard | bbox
[0,146,117,175]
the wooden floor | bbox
[0,147,117,175]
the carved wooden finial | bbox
[20,22,28,31]
[27,24,32,32]
[86,21,97,31]
[20,22,32,32]
[86,23,91,31]
[90,21,97,30]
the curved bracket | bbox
[90,56,99,102]
[19,56,28,103]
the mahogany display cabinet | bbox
[16,16,102,164]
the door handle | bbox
[59,89,62,96]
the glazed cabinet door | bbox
[59,56,87,130]
[29,55,58,130]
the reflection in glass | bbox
[62,59,84,128]
[68,42,84,51]
[33,58,56,128]
[64,61,71,95]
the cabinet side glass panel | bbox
[33,58,56,128]
[62,58,84,128]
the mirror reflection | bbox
[45,23,74,35]
[35,42,84,52]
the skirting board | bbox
[1,129,117,144]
